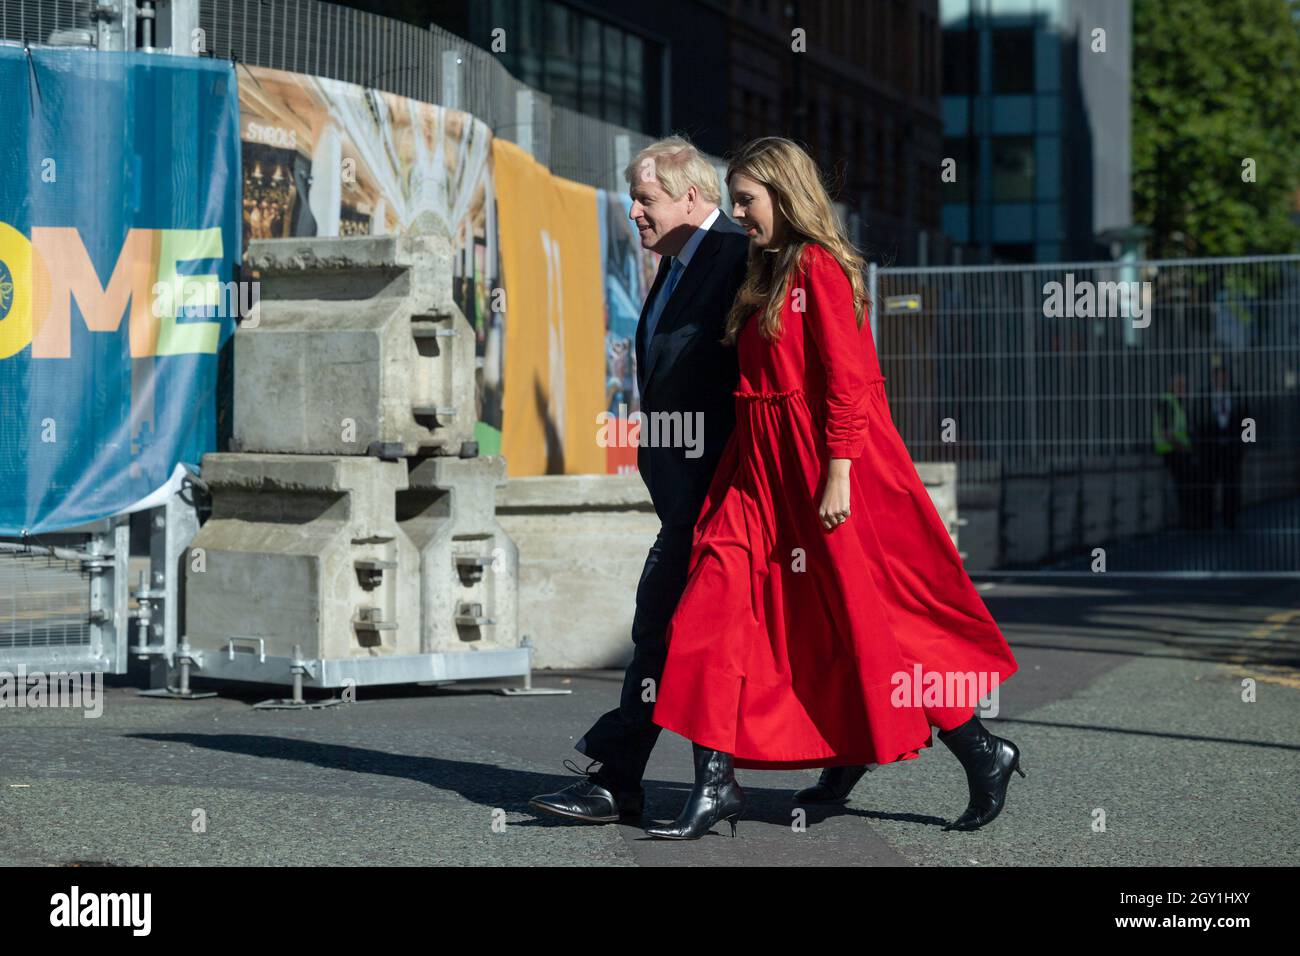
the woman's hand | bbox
[819,458,852,531]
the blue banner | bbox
[0,48,240,534]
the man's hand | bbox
[819,458,852,531]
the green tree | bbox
[1133,0,1300,257]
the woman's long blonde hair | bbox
[723,137,870,344]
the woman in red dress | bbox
[645,138,1024,840]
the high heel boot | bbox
[937,713,1025,831]
[793,764,874,804]
[644,743,746,840]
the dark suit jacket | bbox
[1194,389,1251,464]
[635,213,750,527]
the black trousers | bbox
[575,521,695,786]
[1204,445,1245,531]
[1163,450,1197,530]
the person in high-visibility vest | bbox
[1154,373,1196,529]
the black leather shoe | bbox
[937,714,1025,831]
[644,743,746,840]
[793,764,873,804]
[529,759,644,823]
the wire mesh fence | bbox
[874,255,1300,574]
[0,0,87,43]
[0,551,90,650]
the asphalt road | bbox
[1,577,1297,867]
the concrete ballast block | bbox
[399,455,519,655]
[235,235,477,457]
[186,453,421,662]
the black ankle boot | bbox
[644,743,746,840]
[793,764,873,804]
[937,714,1025,831]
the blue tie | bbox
[644,256,685,345]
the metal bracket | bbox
[411,404,458,418]
[226,636,267,663]
[136,641,216,700]
[354,558,396,590]
[253,643,344,710]
[454,554,494,584]
[455,602,494,627]
[497,635,570,697]
[353,607,398,632]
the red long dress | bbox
[651,243,1019,770]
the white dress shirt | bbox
[675,206,720,269]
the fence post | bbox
[1023,270,1038,460]
[614,134,630,193]
[515,89,536,156]
[441,49,461,109]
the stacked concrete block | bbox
[398,455,518,655]
[184,235,522,687]
[186,455,420,660]
[234,235,477,459]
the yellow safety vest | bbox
[1153,392,1188,454]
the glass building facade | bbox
[469,0,664,134]
[940,0,1128,263]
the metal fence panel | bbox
[0,0,88,43]
[0,551,89,650]
[875,256,1300,575]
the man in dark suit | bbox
[1195,365,1251,532]
[530,136,750,823]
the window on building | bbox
[991,136,1034,201]
[626,35,644,130]
[992,27,1035,93]
[992,243,1034,263]
[544,3,578,109]
[942,136,978,203]
[602,23,624,123]
[942,27,977,94]
[471,0,659,134]
[919,12,934,99]
[579,13,602,117]
[515,0,543,89]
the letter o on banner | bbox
[0,221,33,359]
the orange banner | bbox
[493,139,605,476]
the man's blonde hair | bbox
[624,135,721,205]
